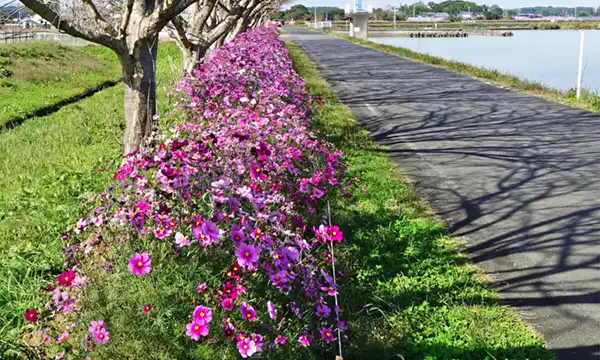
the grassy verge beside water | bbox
[286,41,554,359]
[0,42,181,353]
[330,21,600,30]
[325,32,600,114]
[0,42,122,127]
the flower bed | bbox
[22,28,353,359]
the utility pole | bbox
[413,4,415,18]
[314,6,317,26]
[393,7,397,28]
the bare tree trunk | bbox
[119,36,158,155]
[181,44,208,73]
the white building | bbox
[19,14,51,29]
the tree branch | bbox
[81,0,118,37]
[19,0,120,50]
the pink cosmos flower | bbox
[55,351,65,359]
[57,331,69,344]
[186,321,209,341]
[192,305,213,324]
[240,302,256,321]
[143,303,152,314]
[267,301,277,320]
[274,335,286,345]
[320,283,338,296]
[93,328,110,344]
[320,327,335,343]
[128,252,151,276]
[221,297,234,310]
[196,283,207,292]
[237,337,258,358]
[235,244,260,269]
[24,309,38,323]
[92,214,103,227]
[298,330,313,346]
[175,232,191,247]
[328,225,343,242]
[88,320,106,334]
[154,227,171,239]
[57,269,75,287]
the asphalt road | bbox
[286,28,600,359]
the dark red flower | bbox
[24,309,38,323]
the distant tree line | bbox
[274,2,600,23]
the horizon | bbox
[282,1,599,10]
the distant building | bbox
[19,14,51,29]
[407,12,450,22]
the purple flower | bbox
[274,335,286,345]
[316,303,331,318]
[267,301,277,320]
[235,244,260,269]
[230,228,246,245]
[320,327,335,343]
[240,301,257,321]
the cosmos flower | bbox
[128,252,151,276]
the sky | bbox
[282,0,599,9]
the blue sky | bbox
[283,1,600,9]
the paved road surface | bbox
[286,28,600,359]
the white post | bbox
[576,31,585,99]
[393,8,397,28]
[314,6,317,27]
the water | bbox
[369,30,600,93]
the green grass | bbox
[0,42,122,127]
[325,32,600,114]
[0,42,181,352]
[286,41,554,360]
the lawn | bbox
[286,41,555,360]
[0,41,181,353]
[0,42,122,127]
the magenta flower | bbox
[320,284,338,296]
[320,327,335,343]
[192,305,213,324]
[88,320,106,334]
[56,291,75,313]
[57,269,75,287]
[222,281,239,299]
[24,308,38,323]
[93,328,110,344]
[237,337,258,358]
[274,335,286,345]
[240,302,256,321]
[128,252,151,276]
[201,221,220,244]
[186,321,209,341]
[298,330,313,346]
[235,244,260,269]
[196,283,207,292]
[175,232,190,247]
[143,303,152,314]
[154,227,171,239]
[221,297,234,310]
[328,225,343,242]
[267,301,277,320]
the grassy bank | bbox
[286,41,554,360]
[326,32,600,114]
[0,42,181,351]
[0,42,122,127]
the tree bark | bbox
[119,36,158,155]
[181,44,208,73]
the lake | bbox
[369,30,600,93]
